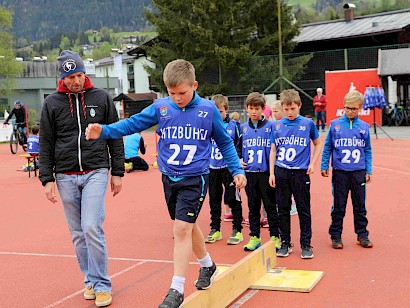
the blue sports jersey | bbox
[27,135,39,154]
[241,119,273,172]
[124,132,142,159]
[210,119,237,169]
[100,92,244,178]
[321,115,372,173]
[271,116,319,169]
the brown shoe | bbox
[83,285,95,300]
[95,292,112,307]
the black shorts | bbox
[162,174,209,223]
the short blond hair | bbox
[246,92,266,108]
[344,90,364,106]
[229,111,240,121]
[271,100,282,110]
[163,59,196,87]
[212,94,229,110]
[280,89,301,106]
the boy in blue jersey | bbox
[321,90,373,249]
[27,124,40,155]
[85,59,246,308]
[124,132,149,172]
[206,94,243,245]
[269,89,322,259]
[239,92,281,252]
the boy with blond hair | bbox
[269,89,322,259]
[321,90,373,249]
[239,92,281,252]
[206,94,243,245]
[85,59,246,308]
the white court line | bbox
[44,262,145,307]
[230,289,259,307]
[374,165,410,176]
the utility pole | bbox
[278,0,283,93]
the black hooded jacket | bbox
[39,76,124,186]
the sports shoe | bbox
[332,238,343,249]
[276,242,293,257]
[124,162,133,173]
[242,218,250,227]
[224,213,233,222]
[205,229,222,243]
[83,285,96,300]
[158,288,184,308]
[195,261,218,290]
[243,236,262,251]
[95,292,112,307]
[227,229,243,245]
[357,237,373,248]
[270,236,281,250]
[260,217,269,228]
[301,245,314,259]
[290,204,298,215]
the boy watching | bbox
[206,94,243,245]
[27,124,40,155]
[85,59,246,308]
[240,92,281,252]
[269,89,322,259]
[321,90,373,249]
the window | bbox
[128,64,134,74]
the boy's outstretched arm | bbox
[85,123,102,140]
[307,137,323,174]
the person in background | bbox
[321,90,373,249]
[27,124,40,155]
[3,100,28,150]
[39,50,124,307]
[313,87,327,132]
[124,132,149,172]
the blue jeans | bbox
[315,111,326,130]
[56,168,111,293]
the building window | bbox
[128,65,134,74]
[129,80,135,89]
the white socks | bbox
[170,276,185,294]
[198,253,213,268]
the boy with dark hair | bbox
[27,124,40,155]
[321,90,373,249]
[206,94,243,245]
[124,132,149,172]
[240,92,281,252]
[85,59,246,308]
[269,89,322,259]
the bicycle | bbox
[8,122,28,154]
[385,105,408,127]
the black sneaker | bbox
[357,237,373,248]
[195,261,218,290]
[276,242,293,257]
[301,245,314,259]
[332,238,343,249]
[158,289,184,308]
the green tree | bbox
[91,41,114,60]
[0,6,23,102]
[59,36,71,50]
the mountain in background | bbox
[1,0,153,41]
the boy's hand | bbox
[85,123,102,140]
[240,159,247,169]
[269,174,276,188]
[233,174,247,189]
[365,174,372,183]
[321,170,329,177]
[307,163,315,174]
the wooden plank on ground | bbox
[183,241,276,308]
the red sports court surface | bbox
[1,131,409,307]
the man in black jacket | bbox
[3,100,28,149]
[39,50,124,307]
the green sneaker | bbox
[227,229,243,245]
[270,236,281,249]
[205,229,222,243]
[243,236,262,251]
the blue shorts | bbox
[162,174,209,223]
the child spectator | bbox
[239,92,281,251]
[124,132,149,172]
[206,94,243,245]
[85,59,246,308]
[321,90,373,249]
[269,89,322,259]
[27,124,39,155]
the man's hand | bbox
[233,174,247,189]
[111,176,122,197]
[85,123,103,140]
[321,170,329,177]
[2,122,8,128]
[45,182,58,204]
